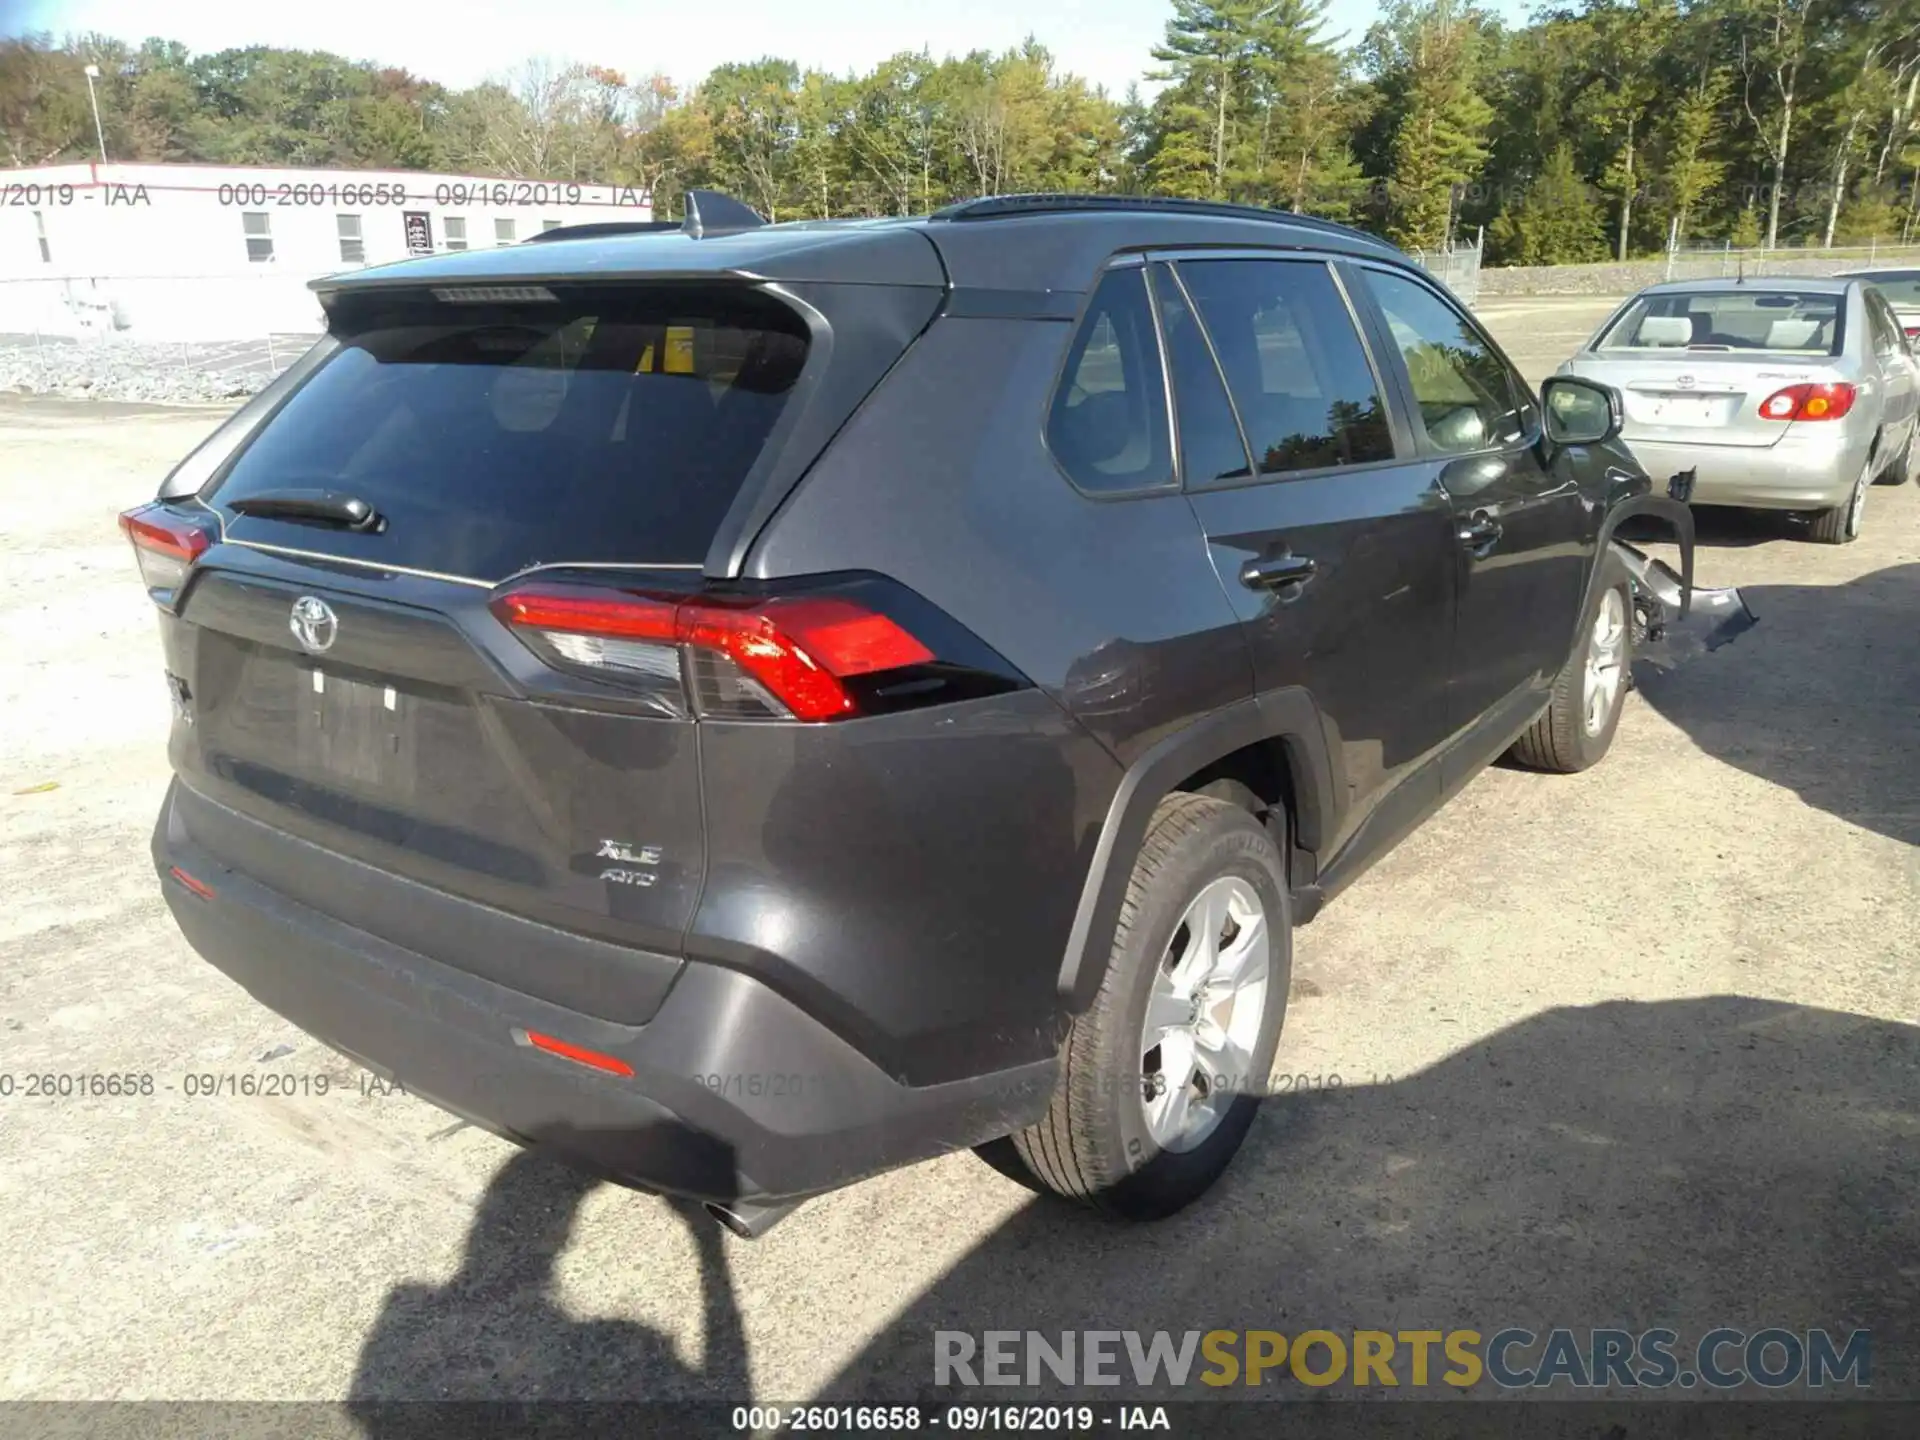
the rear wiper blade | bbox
[227,489,382,532]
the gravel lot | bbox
[2,297,1917,1408]
[0,333,320,405]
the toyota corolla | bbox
[1557,277,1918,543]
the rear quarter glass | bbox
[203,284,811,580]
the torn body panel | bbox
[1612,480,1758,674]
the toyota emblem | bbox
[290,595,338,654]
[1675,374,1696,389]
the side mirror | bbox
[1541,376,1623,447]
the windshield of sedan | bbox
[1596,291,1845,356]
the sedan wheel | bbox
[1809,462,1871,544]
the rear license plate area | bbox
[298,667,417,795]
[1634,393,1734,426]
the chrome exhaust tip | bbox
[704,1196,804,1240]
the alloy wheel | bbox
[1140,876,1272,1152]
[1582,588,1627,737]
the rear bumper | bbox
[154,781,1055,1204]
[1623,433,1868,510]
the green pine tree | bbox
[1379,0,1493,251]
[1489,145,1608,263]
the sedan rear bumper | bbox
[1622,432,1869,511]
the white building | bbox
[0,161,652,341]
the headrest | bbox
[1765,318,1822,349]
[1635,315,1692,347]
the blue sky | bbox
[12,0,1530,97]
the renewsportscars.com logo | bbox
[934,1328,1871,1391]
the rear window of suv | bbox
[208,284,810,579]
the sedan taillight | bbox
[1757,383,1857,421]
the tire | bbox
[1871,432,1910,485]
[1507,549,1633,774]
[1002,793,1290,1220]
[1808,460,1870,544]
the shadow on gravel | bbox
[331,587,1918,1417]
[1615,503,1809,552]
[1687,505,1814,549]
[346,1143,747,1407]
[1636,562,1920,847]
[336,998,1918,1410]
[820,996,1920,1402]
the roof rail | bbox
[524,220,680,243]
[929,193,1384,244]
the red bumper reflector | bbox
[168,865,215,900]
[517,1029,636,1077]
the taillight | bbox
[1904,325,1920,340]
[119,502,215,599]
[1757,383,1857,421]
[490,579,998,723]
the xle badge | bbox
[597,839,661,887]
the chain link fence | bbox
[1480,239,1920,299]
[1660,240,1920,281]
[1409,238,1484,306]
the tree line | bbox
[6,0,1920,266]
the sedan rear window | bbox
[1598,291,1844,356]
[209,285,810,579]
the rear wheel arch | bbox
[1056,691,1334,1015]
[1592,493,1694,624]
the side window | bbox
[1867,292,1902,359]
[1175,258,1394,477]
[1046,268,1173,494]
[1150,263,1254,486]
[1361,269,1527,455]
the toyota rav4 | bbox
[127,192,1694,1235]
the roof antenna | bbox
[682,189,767,239]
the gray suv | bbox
[126,193,1691,1235]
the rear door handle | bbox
[1239,553,1318,592]
[1457,512,1503,553]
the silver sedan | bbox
[1557,277,1918,542]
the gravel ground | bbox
[1,300,1917,1412]
[0,333,320,405]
